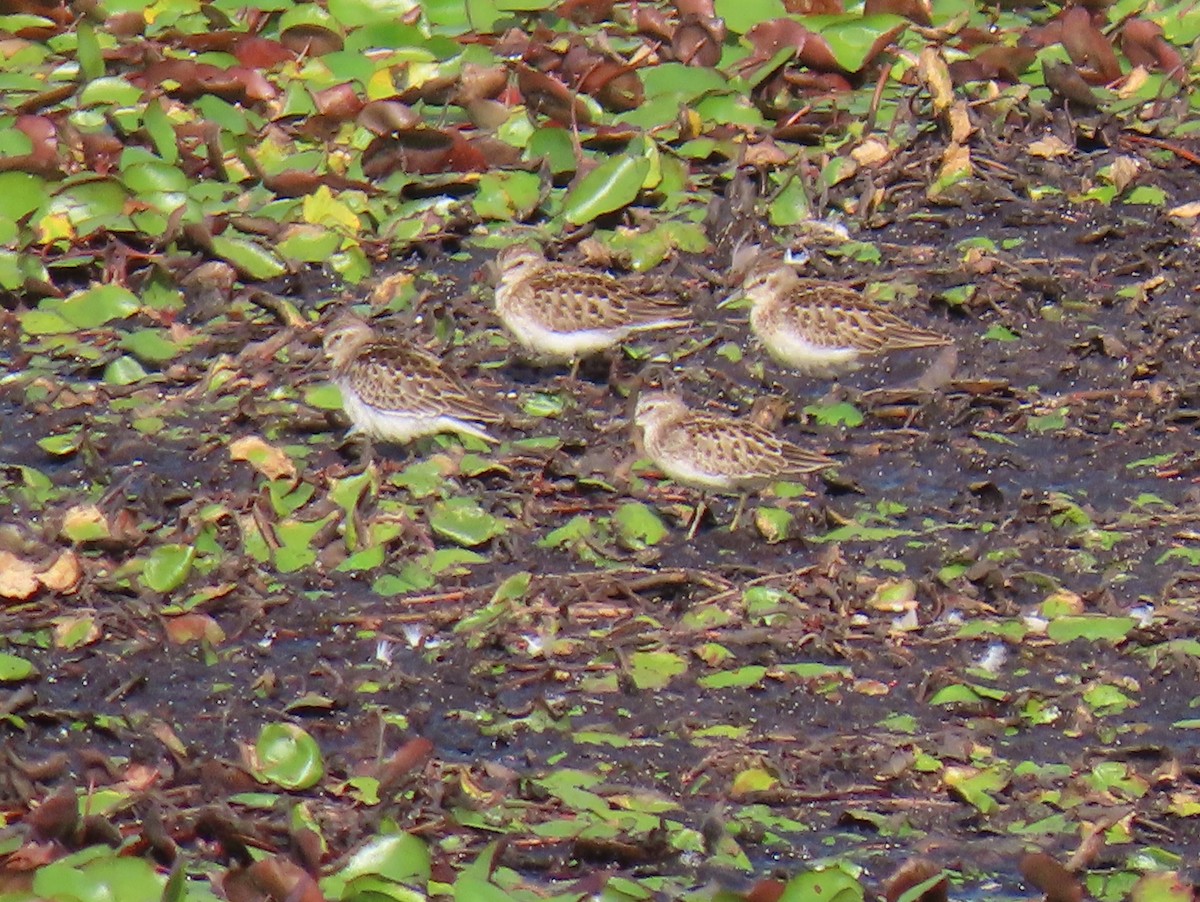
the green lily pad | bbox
[253,723,324,791]
[429,497,507,546]
[563,156,651,226]
[141,544,196,593]
[613,502,667,549]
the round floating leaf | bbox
[329,833,430,886]
[628,650,687,690]
[1046,615,1135,643]
[55,283,140,328]
[211,234,287,280]
[104,355,148,386]
[778,865,864,902]
[0,654,36,682]
[0,171,47,222]
[716,0,786,34]
[33,856,163,902]
[804,14,908,73]
[254,723,325,790]
[429,498,507,547]
[141,544,196,593]
[563,156,651,225]
[613,502,667,549]
[120,328,185,363]
[37,431,82,456]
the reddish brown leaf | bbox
[234,36,296,69]
[557,0,615,25]
[673,0,716,17]
[633,6,676,42]
[357,100,421,135]
[884,857,948,902]
[378,737,435,792]
[515,63,592,126]
[1019,852,1083,902]
[673,17,725,67]
[744,880,787,902]
[313,83,363,120]
[15,114,59,166]
[784,0,844,13]
[1059,6,1121,83]
[864,0,926,24]
[1121,18,1185,79]
[279,23,344,56]
[456,62,509,103]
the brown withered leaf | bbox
[1121,18,1185,80]
[233,36,295,69]
[515,62,593,126]
[673,16,725,67]
[865,0,927,24]
[312,83,363,120]
[884,857,948,902]
[1059,6,1121,83]
[357,100,421,135]
[557,0,615,25]
[1043,60,1104,109]
[1019,851,1083,902]
[378,737,435,792]
[221,857,325,902]
[279,23,344,56]
[784,0,843,13]
[673,0,716,17]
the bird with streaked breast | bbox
[729,261,952,378]
[322,314,502,445]
[494,244,692,377]
[634,390,836,539]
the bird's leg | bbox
[729,493,749,532]
[569,357,582,382]
[686,495,709,541]
[335,430,375,475]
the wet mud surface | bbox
[4,191,1200,897]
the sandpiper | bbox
[322,314,501,445]
[733,263,951,378]
[634,391,835,539]
[494,244,691,378]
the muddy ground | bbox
[4,170,1200,900]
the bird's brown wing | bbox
[348,343,503,423]
[782,282,949,352]
[657,415,833,483]
[521,268,691,331]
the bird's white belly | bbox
[761,328,862,376]
[655,454,741,493]
[499,309,625,360]
[340,390,488,443]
